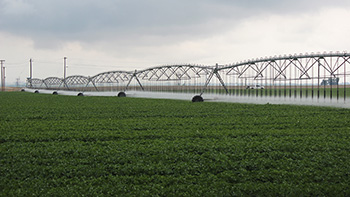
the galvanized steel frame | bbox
[27,52,350,99]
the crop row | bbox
[1,92,350,196]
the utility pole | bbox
[30,59,33,80]
[1,60,5,91]
[64,57,67,80]
[63,57,67,88]
[2,67,5,91]
[29,59,33,88]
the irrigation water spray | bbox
[24,89,350,108]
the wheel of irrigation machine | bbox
[192,95,204,102]
[77,92,84,96]
[117,92,126,97]
[34,90,39,94]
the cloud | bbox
[1,0,350,83]
[2,0,349,49]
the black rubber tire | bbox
[192,95,204,102]
[77,93,84,96]
[52,91,58,95]
[117,92,126,97]
[34,90,39,94]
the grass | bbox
[1,92,350,196]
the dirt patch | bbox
[1,87,23,92]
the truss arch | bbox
[90,71,133,91]
[43,77,63,89]
[27,78,44,88]
[136,64,213,81]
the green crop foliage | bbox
[1,92,350,196]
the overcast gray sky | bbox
[1,0,350,84]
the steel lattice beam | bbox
[27,52,350,101]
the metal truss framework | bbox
[27,52,350,99]
[223,53,350,80]
[136,65,212,81]
[42,77,63,88]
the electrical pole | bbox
[29,59,33,88]
[64,57,67,80]
[2,67,5,91]
[1,60,5,91]
[63,57,67,88]
[30,59,33,80]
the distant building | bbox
[320,77,339,85]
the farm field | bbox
[1,92,350,196]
